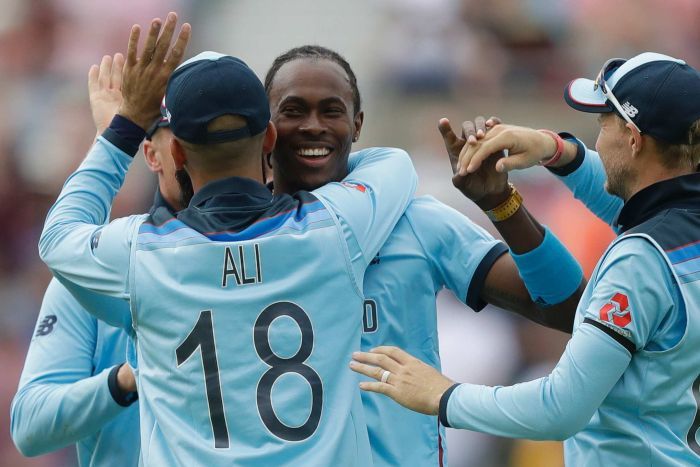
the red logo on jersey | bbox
[599,292,632,328]
[341,181,367,193]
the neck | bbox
[190,163,264,193]
[158,179,183,211]
[625,159,695,202]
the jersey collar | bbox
[189,176,273,209]
[149,188,177,215]
[617,172,700,232]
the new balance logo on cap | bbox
[622,102,639,118]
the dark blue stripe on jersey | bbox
[142,176,326,240]
[108,364,139,407]
[584,318,636,354]
[439,383,461,428]
[666,241,700,264]
[466,242,508,312]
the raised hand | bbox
[456,124,559,175]
[118,12,191,130]
[88,54,125,136]
[350,346,455,416]
[439,116,510,209]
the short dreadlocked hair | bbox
[264,45,362,116]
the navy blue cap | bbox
[165,51,270,145]
[565,52,700,144]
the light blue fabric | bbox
[447,232,700,465]
[510,227,583,305]
[360,195,503,467]
[11,278,139,466]
[39,138,416,466]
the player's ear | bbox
[262,121,277,156]
[353,111,364,142]
[627,123,644,158]
[143,140,162,173]
[170,138,187,170]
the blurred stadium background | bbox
[0,0,697,465]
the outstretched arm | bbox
[438,118,584,333]
[38,15,190,329]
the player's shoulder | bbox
[351,146,409,158]
[596,235,671,287]
[405,195,476,233]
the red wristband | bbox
[538,129,564,167]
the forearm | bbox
[479,191,584,332]
[547,136,623,229]
[440,325,630,440]
[11,367,127,456]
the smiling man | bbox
[264,45,586,467]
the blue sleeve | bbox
[313,147,417,284]
[10,279,127,456]
[510,226,584,306]
[580,237,678,352]
[441,238,676,439]
[548,136,623,230]
[404,196,506,311]
[38,136,145,330]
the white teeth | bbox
[298,148,330,157]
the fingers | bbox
[349,361,390,383]
[474,116,486,138]
[461,120,477,145]
[438,118,461,173]
[371,346,412,365]
[126,25,141,67]
[98,55,113,89]
[165,22,192,70]
[140,18,163,64]
[351,350,401,373]
[88,64,99,95]
[112,53,125,90]
[358,381,395,396]
[494,153,534,173]
[151,12,177,64]
[486,116,502,128]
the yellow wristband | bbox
[484,184,523,222]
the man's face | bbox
[595,113,636,200]
[147,127,192,209]
[268,58,363,193]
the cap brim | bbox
[564,78,613,113]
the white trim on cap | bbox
[176,51,228,70]
[566,78,607,107]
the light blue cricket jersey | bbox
[11,278,139,466]
[360,196,506,467]
[39,134,417,466]
[442,145,700,466]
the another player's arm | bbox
[11,280,137,456]
[314,147,417,275]
[39,16,190,327]
[458,121,623,228]
[352,238,675,438]
[439,119,584,332]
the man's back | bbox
[132,186,372,465]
